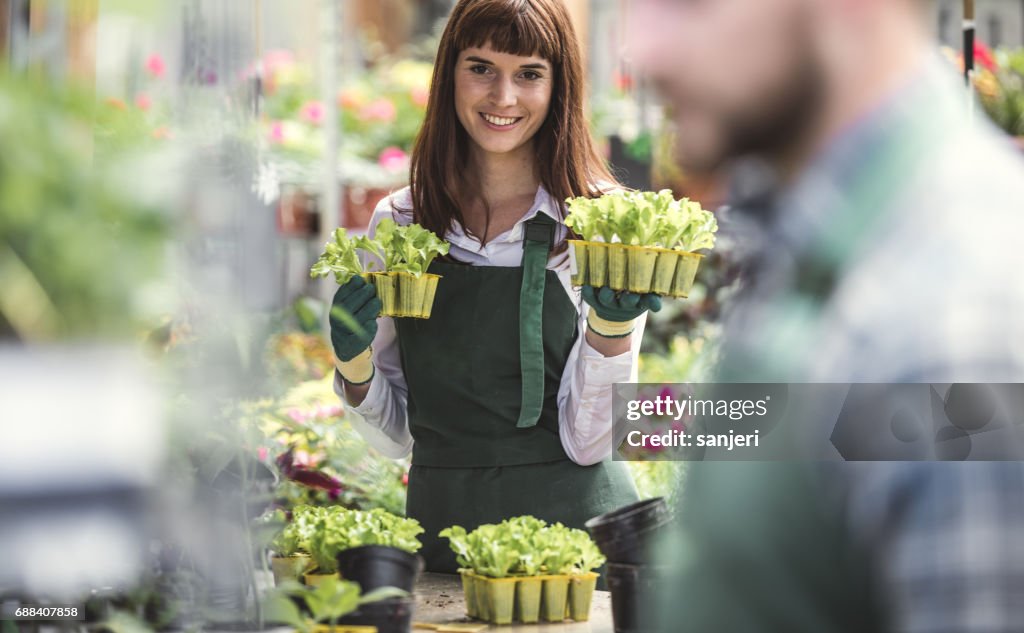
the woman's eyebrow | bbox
[464,55,548,70]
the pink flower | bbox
[360,98,397,122]
[292,449,317,468]
[410,86,429,108]
[135,93,152,111]
[268,120,286,144]
[262,49,295,75]
[258,447,269,461]
[614,70,633,92]
[377,146,408,172]
[286,407,305,423]
[401,472,409,486]
[145,54,166,79]
[300,100,325,125]
[318,403,343,418]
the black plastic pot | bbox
[585,497,672,564]
[339,597,414,633]
[605,563,671,633]
[336,545,424,593]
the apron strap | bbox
[517,212,556,428]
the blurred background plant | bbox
[0,70,172,342]
[240,373,411,516]
[980,47,1024,136]
[259,49,433,189]
[944,40,1024,138]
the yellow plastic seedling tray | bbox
[459,571,598,625]
[568,240,704,298]
[363,272,441,318]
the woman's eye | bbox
[520,71,541,81]
[469,64,490,75]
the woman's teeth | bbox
[482,113,520,126]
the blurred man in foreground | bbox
[627,0,1024,630]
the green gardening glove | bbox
[581,285,661,338]
[330,276,382,384]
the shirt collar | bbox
[445,184,563,250]
[507,185,562,242]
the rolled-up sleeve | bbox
[333,312,413,458]
[557,303,647,466]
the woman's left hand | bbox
[582,285,661,320]
[581,286,659,354]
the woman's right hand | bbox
[330,276,382,384]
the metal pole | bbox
[963,0,975,86]
[320,0,342,308]
[964,0,975,121]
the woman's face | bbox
[453,43,553,158]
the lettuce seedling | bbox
[360,218,450,277]
[565,189,718,251]
[440,515,606,578]
[310,220,450,284]
[271,505,323,557]
[305,505,424,574]
[310,228,364,284]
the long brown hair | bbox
[404,0,617,250]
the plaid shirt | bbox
[673,54,1024,632]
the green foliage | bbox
[265,577,407,633]
[639,331,721,384]
[565,190,717,252]
[981,48,1024,136]
[270,506,321,556]
[440,516,605,578]
[310,220,450,284]
[305,505,424,574]
[627,462,686,508]
[0,71,170,341]
[360,218,450,276]
[310,228,365,285]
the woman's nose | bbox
[489,77,517,107]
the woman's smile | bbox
[479,112,524,129]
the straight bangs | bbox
[450,0,562,65]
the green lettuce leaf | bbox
[363,218,450,277]
[565,189,718,252]
[439,515,605,577]
[310,228,364,284]
[303,505,424,574]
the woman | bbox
[329,0,661,573]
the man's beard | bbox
[666,26,826,174]
[720,53,826,168]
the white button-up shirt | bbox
[333,185,645,466]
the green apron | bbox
[394,213,639,575]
